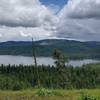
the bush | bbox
[80,93,97,100]
[0,75,31,90]
[35,88,63,96]
[12,81,30,91]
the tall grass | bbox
[0,89,100,100]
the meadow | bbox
[0,89,100,100]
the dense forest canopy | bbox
[0,63,100,90]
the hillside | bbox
[0,39,100,59]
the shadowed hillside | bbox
[0,39,100,59]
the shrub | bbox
[35,88,63,96]
[80,93,97,100]
[0,75,31,90]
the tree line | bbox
[0,49,100,90]
[0,63,100,90]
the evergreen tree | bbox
[52,49,68,88]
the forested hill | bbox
[0,39,100,59]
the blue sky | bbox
[40,0,68,9]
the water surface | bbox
[0,55,99,67]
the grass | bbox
[0,89,100,100]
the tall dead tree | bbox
[32,38,40,87]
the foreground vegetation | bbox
[0,49,100,100]
[0,63,100,90]
[0,89,100,100]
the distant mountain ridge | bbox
[0,39,100,59]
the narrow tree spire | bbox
[32,38,40,87]
[32,38,37,67]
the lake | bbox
[0,55,99,67]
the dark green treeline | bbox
[0,63,100,90]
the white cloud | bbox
[57,0,100,41]
[0,34,2,38]
[59,0,100,19]
[47,4,60,14]
[0,0,58,27]
[0,26,53,42]
[0,0,58,42]
[0,0,100,42]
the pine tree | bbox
[52,49,68,88]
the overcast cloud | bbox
[0,0,58,27]
[59,0,100,19]
[57,0,100,41]
[0,0,100,42]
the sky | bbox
[0,0,100,42]
[40,0,67,11]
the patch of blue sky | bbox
[40,0,68,9]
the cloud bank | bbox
[0,0,100,42]
[0,0,58,27]
[57,0,100,41]
[60,0,100,19]
[0,0,58,41]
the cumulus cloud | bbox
[56,0,100,41]
[0,0,58,42]
[0,0,58,27]
[0,26,53,41]
[0,0,100,42]
[59,0,100,19]
[47,4,60,14]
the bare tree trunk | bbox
[32,38,40,88]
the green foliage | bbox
[35,88,63,96]
[0,89,99,100]
[80,93,97,100]
[52,49,66,66]
[0,39,100,59]
[0,63,100,90]
[0,75,31,90]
